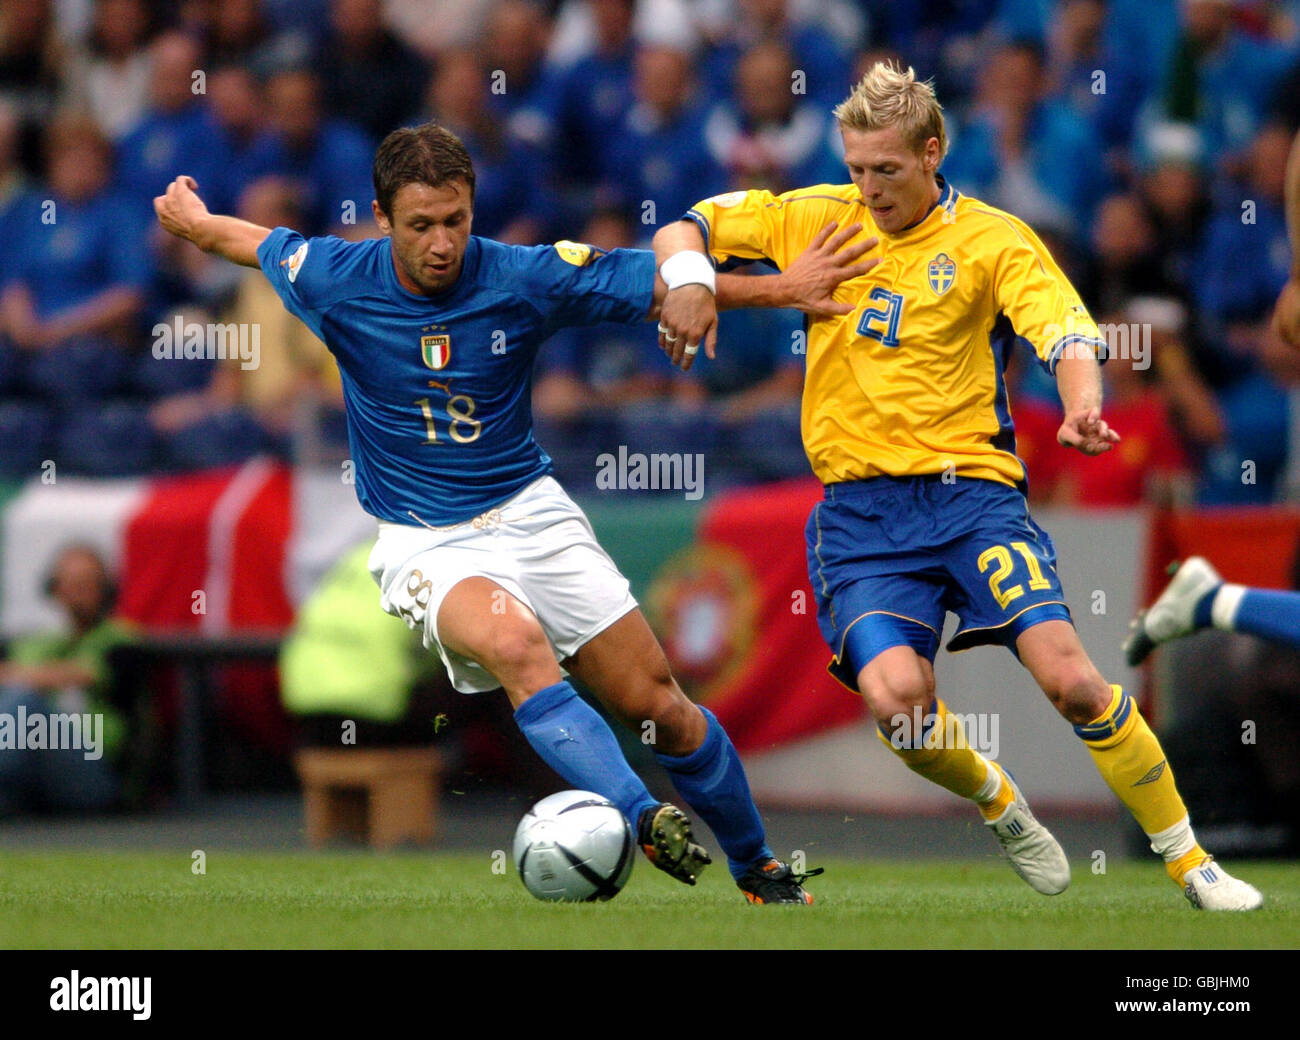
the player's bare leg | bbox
[436,577,564,708]
[857,645,1070,895]
[1016,618,1262,910]
[566,609,818,903]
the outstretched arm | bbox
[1055,352,1121,455]
[650,219,877,371]
[154,176,271,269]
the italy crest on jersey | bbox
[421,333,451,370]
[927,252,956,295]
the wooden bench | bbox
[294,747,442,849]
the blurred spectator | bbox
[1157,0,1296,164]
[0,545,135,816]
[703,40,837,194]
[605,45,725,240]
[203,0,311,71]
[1044,0,1148,155]
[700,0,854,108]
[318,0,428,142]
[385,0,498,56]
[0,113,147,404]
[1199,124,1294,327]
[425,49,546,244]
[1078,193,1183,318]
[483,0,561,152]
[943,39,1105,241]
[0,0,62,133]
[0,96,30,230]
[149,177,341,467]
[280,541,446,749]
[205,63,279,221]
[61,0,157,141]
[115,31,221,223]
[244,67,374,236]
[1135,122,1212,305]
[552,0,637,192]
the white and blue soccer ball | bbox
[513,790,635,902]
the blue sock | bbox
[1229,588,1300,645]
[1192,584,1222,629]
[514,681,659,828]
[655,706,772,879]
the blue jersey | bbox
[257,229,655,525]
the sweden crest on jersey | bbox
[927,253,956,295]
[421,333,451,370]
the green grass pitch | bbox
[0,851,1295,949]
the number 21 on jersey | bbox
[857,287,905,348]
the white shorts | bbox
[367,476,638,693]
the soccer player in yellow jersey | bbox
[652,62,1262,910]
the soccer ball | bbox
[513,790,635,902]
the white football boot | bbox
[986,771,1071,895]
[1182,859,1264,911]
[1123,556,1223,667]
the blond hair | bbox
[833,62,948,160]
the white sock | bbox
[972,759,1003,803]
[1147,814,1197,862]
[1210,584,1247,630]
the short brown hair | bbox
[372,122,476,216]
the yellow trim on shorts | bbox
[946,600,1070,653]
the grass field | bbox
[0,851,1296,949]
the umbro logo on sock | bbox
[1133,760,1167,786]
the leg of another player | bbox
[563,609,775,879]
[1127,557,1300,665]
[857,647,1013,818]
[1016,618,1261,908]
[435,577,660,828]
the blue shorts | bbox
[805,476,1073,690]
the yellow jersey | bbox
[685,178,1107,490]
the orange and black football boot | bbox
[736,859,823,905]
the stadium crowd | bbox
[0,0,1297,504]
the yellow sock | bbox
[1076,685,1207,884]
[876,698,1010,818]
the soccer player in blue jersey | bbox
[655,63,1263,910]
[154,121,874,904]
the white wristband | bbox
[660,250,716,294]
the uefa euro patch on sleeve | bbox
[283,242,309,282]
[927,253,956,295]
[553,240,596,266]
